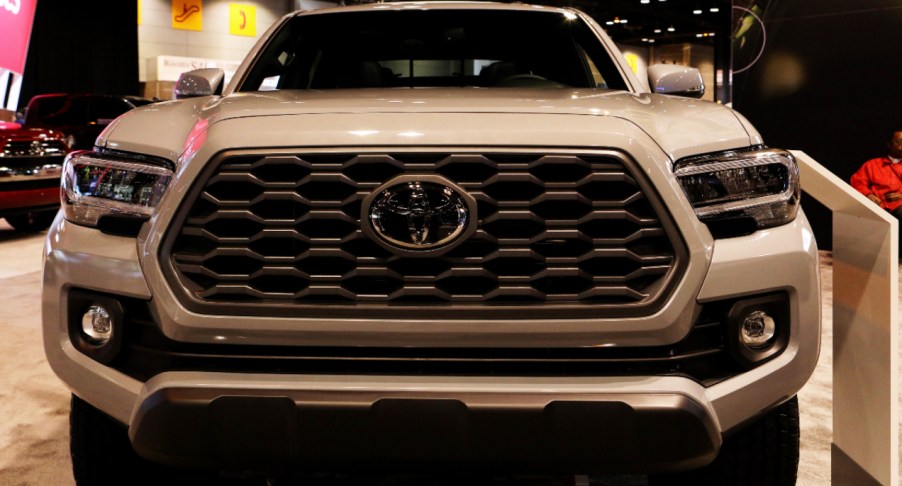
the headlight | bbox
[61,151,174,227]
[675,148,799,237]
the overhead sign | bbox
[0,0,38,74]
[229,3,256,37]
[172,0,202,31]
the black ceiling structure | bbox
[535,0,733,47]
[363,0,735,47]
[537,0,736,103]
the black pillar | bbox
[19,1,139,110]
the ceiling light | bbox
[606,21,614,25]
[654,28,661,33]
[641,38,648,41]
[710,7,720,12]
[620,19,628,23]
[641,0,650,3]
[667,26,675,32]
[648,39,655,43]
[693,9,702,14]
[696,33,703,37]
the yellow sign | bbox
[230,4,256,37]
[172,0,203,31]
[624,53,639,75]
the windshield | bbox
[25,96,68,125]
[239,9,628,91]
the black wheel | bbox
[70,395,247,486]
[71,394,166,486]
[5,210,56,231]
[649,396,800,486]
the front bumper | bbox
[131,372,719,473]
[0,181,60,215]
[42,208,820,473]
[0,155,63,214]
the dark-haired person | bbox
[851,130,902,218]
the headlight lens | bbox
[675,148,799,234]
[61,151,174,226]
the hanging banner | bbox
[0,0,39,74]
[172,0,202,31]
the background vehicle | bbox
[43,3,820,485]
[0,121,67,231]
[24,93,153,150]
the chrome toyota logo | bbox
[362,175,477,255]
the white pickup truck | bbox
[44,3,819,485]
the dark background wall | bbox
[732,0,902,249]
[19,1,139,108]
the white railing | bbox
[795,150,899,485]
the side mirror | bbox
[647,64,705,99]
[174,68,225,99]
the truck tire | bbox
[71,394,159,486]
[649,395,800,485]
[70,395,230,486]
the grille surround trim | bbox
[160,147,689,320]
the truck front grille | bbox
[163,149,686,319]
[1,140,67,157]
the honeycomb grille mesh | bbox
[165,151,683,316]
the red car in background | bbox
[0,121,68,231]
[24,93,154,150]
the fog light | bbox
[740,310,776,349]
[69,290,124,364]
[81,306,113,345]
[726,293,789,369]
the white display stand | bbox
[794,151,899,485]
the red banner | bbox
[0,0,39,74]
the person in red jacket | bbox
[850,130,902,217]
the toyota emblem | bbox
[362,175,477,256]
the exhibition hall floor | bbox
[0,220,893,485]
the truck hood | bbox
[98,88,759,163]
